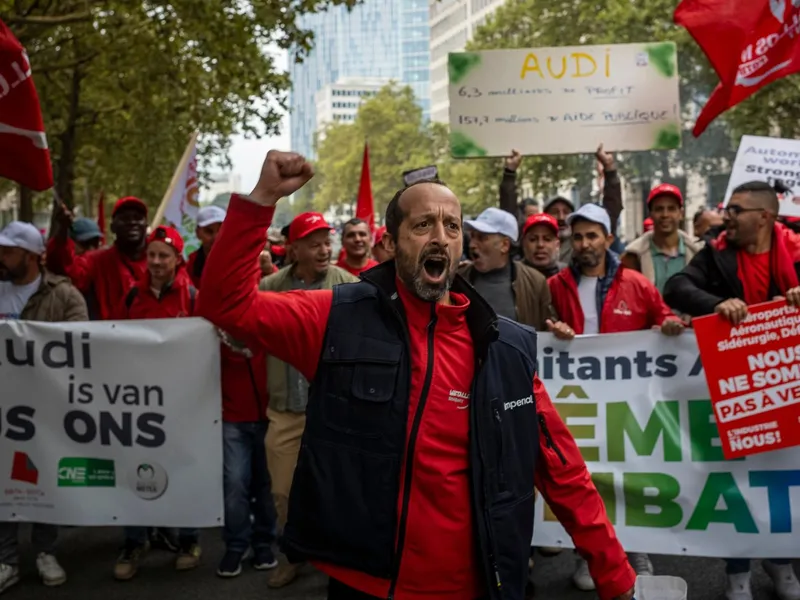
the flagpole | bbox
[150,131,199,229]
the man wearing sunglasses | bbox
[664,180,800,600]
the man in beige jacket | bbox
[258,212,357,588]
[0,221,87,594]
[622,184,703,294]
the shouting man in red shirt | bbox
[198,151,635,600]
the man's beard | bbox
[395,245,454,302]
[576,249,602,269]
[0,264,24,282]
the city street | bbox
[7,525,793,599]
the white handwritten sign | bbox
[724,135,800,217]
[448,42,681,157]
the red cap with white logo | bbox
[288,212,333,243]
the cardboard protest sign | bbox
[693,301,800,459]
[724,135,800,217]
[447,42,681,157]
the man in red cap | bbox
[520,213,566,278]
[48,196,148,319]
[114,225,196,319]
[257,211,356,589]
[110,225,202,580]
[371,225,392,263]
[621,184,703,294]
[642,217,654,233]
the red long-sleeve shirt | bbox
[47,237,146,320]
[197,195,635,600]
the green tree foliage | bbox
[456,0,796,210]
[0,0,359,213]
[313,82,450,218]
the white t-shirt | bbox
[577,276,599,334]
[0,275,42,320]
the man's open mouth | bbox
[423,256,447,279]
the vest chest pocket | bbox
[321,336,402,439]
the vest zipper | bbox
[387,304,437,600]
[493,407,507,491]
[538,413,567,465]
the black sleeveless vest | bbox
[282,262,540,600]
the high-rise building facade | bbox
[429,0,506,123]
[290,0,431,159]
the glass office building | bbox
[290,0,430,158]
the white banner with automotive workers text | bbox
[533,331,800,558]
[0,319,223,527]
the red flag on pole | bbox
[355,143,374,231]
[97,191,106,244]
[0,19,53,190]
[675,0,800,137]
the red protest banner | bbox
[693,300,800,459]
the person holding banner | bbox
[199,151,636,600]
[664,181,800,600]
[48,197,148,320]
[500,145,624,262]
[548,203,684,591]
[0,220,87,593]
[111,225,202,579]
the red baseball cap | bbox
[288,212,332,243]
[522,213,559,237]
[647,183,683,207]
[147,225,184,255]
[373,225,387,246]
[643,217,654,232]
[112,196,148,217]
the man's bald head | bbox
[731,180,779,214]
[384,179,460,240]
[383,180,463,302]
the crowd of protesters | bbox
[1,143,800,600]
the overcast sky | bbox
[227,47,291,193]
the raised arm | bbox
[196,151,329,382]
[533,375,635,600]
[598,144,622,236]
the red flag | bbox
[675,0,800,136]
[97,191,106,244]
[355,143,374,232]
[0,19,53,190]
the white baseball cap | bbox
[196,205,227,228]
[566,203,611,234]
[0,221,45,255]
[464,207,519,243]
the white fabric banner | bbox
[533,331,800,558]
[0,319,223,527]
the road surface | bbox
[7,525,792,599]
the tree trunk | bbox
[55,66,82,209]
[18,185,33,223]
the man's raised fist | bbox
[249,150,314,207]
